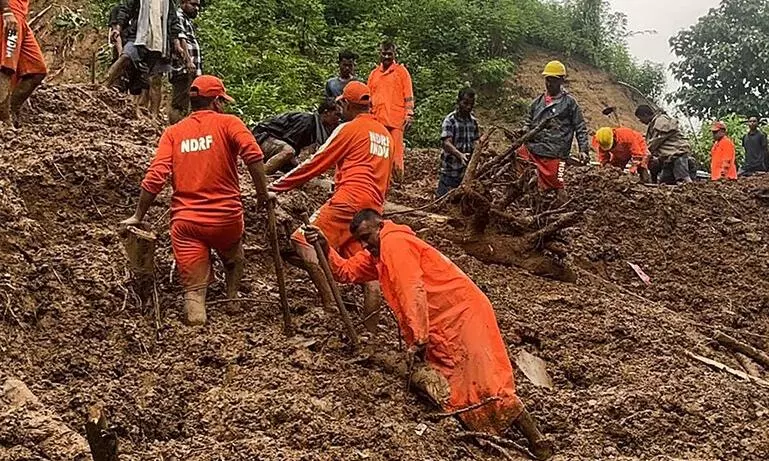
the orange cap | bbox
[711,121,727,132]
[190,75,235,102]
[336,81,371,104]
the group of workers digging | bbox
[120,74,553,459]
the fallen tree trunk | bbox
[121,226,156,303]
[0,379,90,460]
[714,331,769,369]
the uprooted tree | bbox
[388,123,583,282]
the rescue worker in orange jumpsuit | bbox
[710,121,737,181]
[594,126,651,183]
[121,75,270,326]
[1,0,47,126]
[305,209,553,460]
[270,81,392,329]
[368,41,414,181]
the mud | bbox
[1,86,769,461]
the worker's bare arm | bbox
[442,138,467,163]
[121,189,158,227]
[246,160,270,206]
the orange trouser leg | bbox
[388,126,405,173]
[171,220,244,291]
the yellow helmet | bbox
[542,60,567,77]
[596,127,615,150]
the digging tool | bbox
[300,213,359,349]
[602,106,621,127]
[266,198,293,335]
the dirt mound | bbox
[2,85,769,461]
[511,48,649,133]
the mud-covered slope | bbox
[2,86,769,461]
[511,48,650,132]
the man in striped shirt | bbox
[169,0,203,124]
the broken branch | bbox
[685,350,769,388]
[427,396,501,420]
[455,431,535,460]
[713,330,769,369]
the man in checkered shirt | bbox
[437,87,480,197]
[169,0,203,124]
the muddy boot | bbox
[513,409,554,460]
[183,287,207,326]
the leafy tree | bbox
[670,0,769,119]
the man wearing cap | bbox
[710,121,737,181]
[270,81,392,328]
[368,41,414,180]
[594,126,651,182]
[1,0,47,126]
[516,60,589,200]
[121,75,270,326]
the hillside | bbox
[2,2,768,461]
[2,81,769,460]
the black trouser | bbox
[653,155,691,185]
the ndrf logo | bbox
[181,135,214,153]
[5,31,18,59]
[369,131,390,158]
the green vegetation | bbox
[95,0,664,147]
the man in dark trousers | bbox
[635,104,693,185]
[169,0,203,124]
[740,116,769,176]
[252,100,341,175]
[106,0,190,117]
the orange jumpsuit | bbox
[0,0,47,78]
[595,127,650,172]
[368,62,414,173]
[710,136,737,180]
[142,110,264,288]
[328,221,524,433]
[270,113,393,258]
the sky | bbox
[609,0,721,91]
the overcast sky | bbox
[609,0,721,90]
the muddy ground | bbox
[1,86,769,460]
